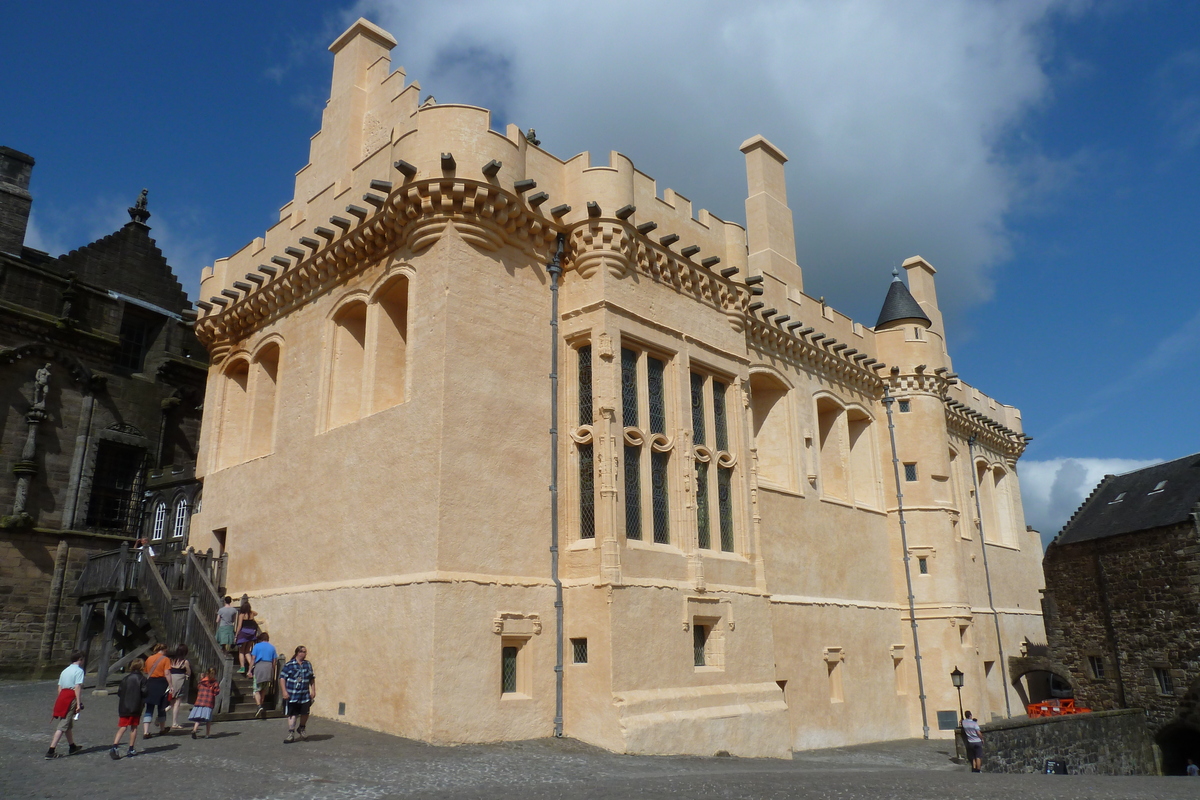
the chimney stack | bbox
[0,146,35,256]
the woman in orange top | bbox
[142,643,172,738]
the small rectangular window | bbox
[693,625,708,667]
[1155,667,1174,695]
[898,399,911,413]
[571,638,588,665]
[904,463,918,482]
[1088,655,1106,680]
[918,556,928,574]
[501,646,518,693]
[913,326,923,340]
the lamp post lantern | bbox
[951,666,965,721]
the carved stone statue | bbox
[33,363,51,408]
[128,188,151,224]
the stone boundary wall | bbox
[981,709,1157,775]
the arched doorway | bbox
[1156,721,1200,775]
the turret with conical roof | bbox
[875,268,931,329]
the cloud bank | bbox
[355,0,1083,322]
[1019,457,1161,546]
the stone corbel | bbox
[493,612,541,636]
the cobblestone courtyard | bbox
[2,680,1194,799]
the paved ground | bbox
[2,679,1195,799]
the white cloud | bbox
[352,0,1086,321]
[22,211,64,257]
[1019,457,1161,546]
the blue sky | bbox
[3,2,1197,542]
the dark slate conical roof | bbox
[875,271,931,328]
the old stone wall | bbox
[982,709,1157,775]
[0,530,120,674]
[1042,522,1200,729]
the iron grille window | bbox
[1155,668,1174,695]
[690,372,706,446]
[696,461,711,549]
[501,646,518,693]
[151,503,166,541]
[918,557,928,574]
[717,466,734,551]
[172,499,189,539]
[85,441,146,533]
[904,463,918,482]
[898,399,911,413]
[693,625,708,667]
[571,638,588,664]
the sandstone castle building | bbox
[190,19,1046,756]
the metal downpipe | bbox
[968,437,1013,718]
[883,389,930,739]
[547,233,565,737]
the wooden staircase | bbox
[220,667,286,721]
[73,545,235,713]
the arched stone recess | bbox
[843,402,882,510]
[247,334,284,459]
[215,355,252,469]
[812,391,849,503]
[747,366,796,494]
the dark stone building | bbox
[0,146,206,676]
[1041,452,1200,774]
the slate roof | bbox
[875,274,931,329]
[1052,452,1200,546]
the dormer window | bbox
[1109,492,1126,504]
[1149,481,1167,495]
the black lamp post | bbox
[951,666,965,721]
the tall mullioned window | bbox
[622,345,671,544]
[577,345,595,539]
[691,370,735,552]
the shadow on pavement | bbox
[139,744,180,755]
[205,732,241,739]
[301,735,334,742]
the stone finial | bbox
[128,188,150,224]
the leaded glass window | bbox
[501,646,518,693]
[651,451,671,544]
[693,625,708,667]
[690,369,736,552]
[571,638,588,664]
[717,466,734,552]
[579,442,595,539]
[621,348,639,428]
[648,357,666,434]
[713,380,728,451]
[578,346,593,427]
[690,372,706,446]
[621,343,674,545]
[575,343,596,540]
[624,443,641,540]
